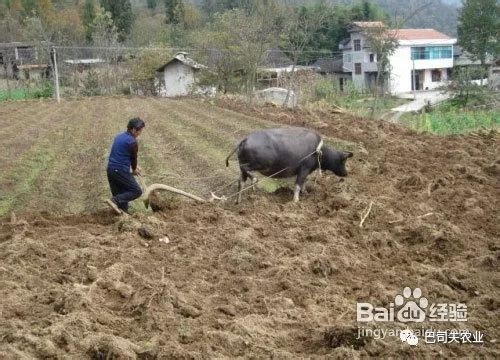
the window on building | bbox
[344,53,352,63]
[16,46,36,62]
[411,46,452,60]
[369,54,375,62]
[431,69,441,82]
[355,63,362,74]
[354,39,361,51]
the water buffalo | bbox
[225,127,353,203]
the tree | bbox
[192,8,277,96]
[280,4,329,65]
[351,0,390,23]
[458,0,499,81]
[91,5,118,48]
[0,0,24,17]
[447,66,485,106]
[128,48,172,95]
[164,0,184,25]
[100,0,133,42]
[82,0,96,43]
[363,24,399,95]
[146,0,158,10]
[279,4,329,107]
[183,3,203,30]
[129,11,166,46]
[21,0,36,17]
[35,0,54,23]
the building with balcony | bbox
[339,22,457,94]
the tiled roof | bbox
[156,52,206,72]
[260,48,294,67]
[389,29,451,40]
[312,57,343,73]
[351,21,385,28]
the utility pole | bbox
[52,47,60,103]
[412,58,416,100]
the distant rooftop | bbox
[348,22,453,41]
[156,52,206,72]
[351,21,385,29]
[390,29,452,41]
[64,59,105,65]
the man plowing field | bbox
[105,118,145,215]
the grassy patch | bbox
[258,178,290,193]
[0,146,56,216]
[402,106,500,135]
[309,78,409,118]
[401,92,500,135]
[0,88,28,100]
[335,95,408,118]
[0,83,53,101]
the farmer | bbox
[105,117,145,215]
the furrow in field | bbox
[0,102,84,215]
[0,102,70,169]
[21,98,121,213]
[156,98,272,137]
[0,102,51,137]
[183,98,275,129]
[153,100,238,150]
[125,98,196,189]
[150,100,242,169]
[0,101,43,121]
[0,101,53,130]
[136,99,238,197]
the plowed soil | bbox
[0,96,498,358]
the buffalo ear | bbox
[344,151,353,159]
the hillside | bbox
[133,0,459,36]
[0,97,498,358]
[337,0,458,35]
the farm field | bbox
[0,97,275,216]
[0,96,499,358]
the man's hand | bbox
[133,166,142,176]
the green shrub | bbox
[411,110,499,135]
[82,70,101,96]
[128,48,173,95]
[30,82,54,98]
[0,83,53,101]
[313,79,337,100]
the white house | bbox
[340,22,457,94]
[155,52,206,97]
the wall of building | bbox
[349,34,369,90]
[421,68,448,90]
[162,62,195,97]
[389,46,412,94]
[389,46,453,94]
[344,33,456,94]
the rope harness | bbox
[316,139,323,179]
[141,139,325,203]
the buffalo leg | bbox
[251,177,258,191]
[300,179,308,194]
[293,168,310,202]
[237,165,255,204]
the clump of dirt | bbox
[0,99,499,358]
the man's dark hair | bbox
[127,117,145,130]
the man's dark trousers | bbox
[107,168,142,212]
